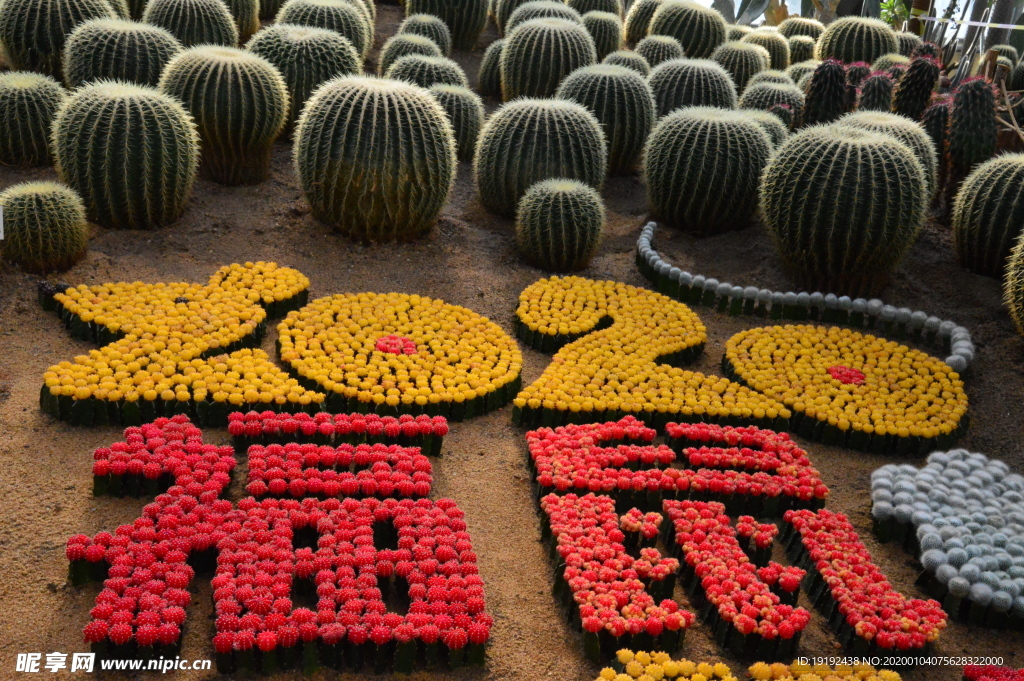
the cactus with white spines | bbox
[647,0,726,59]
[778,16,824,41]
[387,54,468,89]
[788,35,815,64]
[398,13,452,56]
[711,40,770,92]
[648,58,737,116]
[953,154,1024,277]
[500,18,597,100]
[428,84,485,163]
[515,178,605,271]
[506,0,583,33]
[478,39,505,97]
[0,0,118,78]
[603,49,650,75]
[815,16,898,65]
[64,19,183,89]
[0,72,67,167]
[404,0,486,49]
[276,0,372,57]
[741,27,790,69]
[582,11,623,61]
[377,34,442,76]
[0,182,88,274]
[635,35,684,68]
[142,0,238,48]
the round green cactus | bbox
[387,54,468,89]
[786,58,819,83]
[648,0,726,59]
[778,16,824,40]
[294,75,456,241]
[803,58,846,126]
[891,55,939,121]
[727,24,753,41]
[142,0,238,48]
[788,35,816,64]
[221,0,259,43]
[711,40,770,92]
[648,58,737,116]
[815,16,898,65]
[428,83,484,162]
[896,31,922,56]
[738,81,803,122]
[478,39,505,97]
[377,33,442,76]
[741,109,789,146]
[747,69,793,87]
[556,63,655,174]
[760,125,927,296]
[857,71,894,111]
[953,154,1024,277]
[64,19,183,89]
[500,18,597,100]
[872,52,909,72]
[0,182,88,274]
[160,46,289,185]
[276,0,372,57]
[568,0,621,16]
[473,98,606,217]
[602,48,650,75]
[507,0,583,33]
[740,27,790,69]
[495,0,534,35]
[583,11,623,61]
[0,72,67,167]
[1005,235,1024,336]
[515,178,605,271]
[837,110,937,197]
[399,14,452,56]
[623,0,664,45]
[635,35,684,68]
[52,81,199,229]
[246,24,361,129]
[644,106,771,235]
[405,0,487,49]
[0,0,118,79]
[991,43,1019,65]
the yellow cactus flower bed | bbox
[748,661,901,681]
[597,650,736,681]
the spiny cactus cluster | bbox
[478,39,505,97]
[473,98,606,217]
[778,16,824,40]
[568,0,621,15]
[649,58,737,116]
[406,0,487,49]
[741,27,790,69]
[711,40,770,92]
[1006,236,1024,336]
[788,35,815,64]
[815,16,898,65]
[377,33,442,76]
[857,70,894,111]
[648,0,726,59]
[738,81,804,122]
[276,0,371,57]
[64,19,183,88]
[0,182,89,274]
[603,49,650,75]
[747,69,793,87]
[760,125,927,297]
[837,110,937,197]
[222,0,259,43]
[803,58,846,126]
[582,11,623,61]
[911,40,941,61]
[623,0,663,45]
[399,13,452,56]
[0,0,118,78]
[500,18,597,100]
[53,81,199,230]
[507,0,582,33]
[947,77,997,203]
[844,61,871,110]
[387,54,468,89]
[953,154,1024,277]
[160,46,289,185]
[635,35,684,68]
[741,109,789,146]
[142,0,238,48]
[428,84,484,162]
[896,31,922,56]
[294,75,456,241]
[515,178,605,272]
[0,72,66,167]
[645,106,770,235]
[727,24,752,41]
[892,55,940,121]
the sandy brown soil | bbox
[1,5,1024,681]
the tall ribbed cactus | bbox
[428,84,484,162]
[788,35,815,64]
[556,63,655,174]
[623,0,663,45]
[515,179,605,271]
[892,55,940,121]
[837,110,937,196]
[648,0,726,59]
[473,98,607,217]
[160,46,289,185]
[582,11,623,61]
[399,14,452,56]
[52,81,199,229]
[741,109,789,146]
[635,35,684,68]
[896,31,922,56]
[947,77,997,205]
[142,0,238,48]
[815,16,898,65]
[0,182,88,274]
[276,0,371,57]
[844,61,871,110]
[711,41,770,92]
[603,49,650,75]
[405,0,488,49]
[478,39,505,97]
[387,54,468,89]
[500,18,597,100]
[747,69,793,87]
[778,16,824,40]
[741,27,790,69]
[0,72,66,167]
[507,0,582,33]
[738,81,804,122]
[64,19,183,88]
[1006,235,1024,336]
[246,24,361,129]
[294,76,456,241]
[0,0,118,78]
[922,98,949,193]
[760,125,927,296]
[857,71,894,111]
[644,106,771,234]
[803,58,846,125]
[649,58,737,116]
[378,34,443,75]
[953,154,1024,277]
[568,0,621,15]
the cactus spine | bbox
[478,39,505,97]
[0,72,67,167]
[294,75,456,241]
[0,0,118,79]
[386,54,468,89]
[892,55,940,121]
[741,27,790,69]
[947,77,997,204]
[727,24,753,41]
[778,16,824,40]
[952,154,1024,277]
[428,84,485,163]
[1005,235,1024,336]
[815,16,898,65]
[711,41,770,93]
[603,49,650,75]
[64,19,183,89]
[583,11,623,61]
[803,58,846,125]
[648,0,726,59]
[500,18,597,100]
[649,58,737,116]
[623,0,664,45]
[635,35,684,68]
[399,14,452,56]
[922,98,949,191]
[142,0,239,48]
[405,0,488,49]
[507,0,583,33]
[276,0,371,57]
[378,34,443,76]
[515,179,605,271]
[788,35,815,64]
[0,182,88,274]
[857,71,894,111]
[896,31,922,56]
[738,81,804,122]
[837,110,937,197]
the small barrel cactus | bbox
[0,72,67,167]
[788,35,816,64]
[649,58,737,116]
[276,0,372,57]
[727,24,753,41]
[405,0,487,49]
[500,18,597,100]
[947,77,997,201]
[295,75,456,241]
[896,31,922,56]
[515,178,605,271]
[857,70,894,111]
[778,16,824,40]
[142,0,238,48]
[399,13,452,56]
[64,19,183,89]
[0,0,118,79]
[872,52,909,72]
[623,0,664,45]
[160,46,289,185]
[648,0,726,59]
[991,44,1019,65]
[582,11,623,61]
[803,58,846,125]
[760,125,927,296]
[815,16,898,65]
[52,81,199,229]
[222,0,260,43]
[428,84,484,162]
[786,59,820,84]
[644,106,771,234]
[556,63,655,174]
[568,0,621,16]
[603,49,650,75]
[837,110,937,197]
[741,109,789,146]
[711,40,770,92]
[377,33,442,76]
[0,182,88,274]
[478,39,505,97]
[387,54,468,89]
[747,69,793,87]
[635,35,684,68]
[246,24,361,129]
[1005,235,1024,336]
[741,27,790,69]
[473,98,607,217]
[953,154,1024,277]
[892,55,940,121]
[507,0,582,33]
[738,81,804,122]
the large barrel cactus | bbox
[0,0,118,79]
[952,154,1024,277]
[478,39,505,97]
[428,84,485,162]
[788,35,815,64]
[648,58,737,116]
[711,40,770,92]
[568,0,621,16]
[738,81,803,121]
[386,54,468,89]
[896,31,922,56]
[160,46,289,185]
[405,0,488,49]
[892,55,940,121]
[556,63,655,174]
[52,81,199,229]
[294,75,457,241]
[0,72,67,167]
[64,19,183,88]
[473,98,607,217]
[760,125,927,296]
[1006,236,1024,336]
[0,182,88,274]
[507,0,583,33]
[246,24,361,129]
[623,0,664,45]
[582,11,623,61]
[921,99,949,192]
[603,49,650,75]
[142,0,238,48]
[644,106,771,234]
[647,0,726,59]
[947,77,997,201]
[857,70,894,111]
[778,16,824,40]
[377,34,442,76]
[803,58,846,125]
[837,110,937,197]
[635,35,684,68]
[815,16,897,65]
[515,178,605,271]
[740,27,790,69]
[500,18,597,100]
[399,13,452,56]
[276,0,372,57]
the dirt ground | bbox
[1,5,1023,680]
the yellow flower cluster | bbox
[597,650,735,681]
[277,292,522,408]
[748,661,901,681]
[513,277,791,420]
[725,325,968,439]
